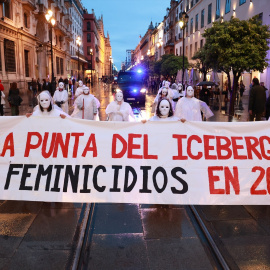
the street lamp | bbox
[76,36,81,81]
[156,37,163,60]
[45,10,56,91]
[89,48,93,87]
[179,11,189,89]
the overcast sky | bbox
[84,0,171,70]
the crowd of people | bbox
[0,76,270,122]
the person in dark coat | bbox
[265,96,270,120]
[249,78,266,121]
[42,78,52,94]
[199,84,211,105]
[8,82,22,116]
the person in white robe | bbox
[26,91,68,118]
[152,83,174,113]
[149,98,179,121]
[71,86,97,120]
[105,91,135,121]
[53,82,69,114]
[75,80,85,97]
[174,86,213,122]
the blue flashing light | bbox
[137,69,142,74]
[133,89,138,93]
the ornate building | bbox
[0,0,87,93]
[83,9,111,82]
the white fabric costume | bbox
[174,86,213,121]
[106,91,134,121]
[75,80,85,97]
[53,82,69,114]
[71,87,97,120]
[33,91,69,117]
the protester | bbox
[75,80,85,97]
[174,86,213,122]
[248,78,266,121]
[26,91,68,118]
[0,80,5,116]
[105,91,134,121]
[8,82,22,116]
[53,82,69,114]
[152,82,174,113]
[71,86,97,120]
[149,98,179,121]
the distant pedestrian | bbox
[239,80,245,98]
[0,80,5,116]
[249,78,266,121]
[199,84,211,105]
[58,77,64,83]
[64,77,69,91]
[42,78,52,94]
[8,82,22,116]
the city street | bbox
[0,84,270,270]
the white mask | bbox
[116,92,123,102]
[159,99,170,117]
[83,87,90,94]
[79,80,83,87]
[161,88,168,96]
[186,86,194,97]
[165,81,170,88]
[39,92,51,109]
[178,84,183,91]
[59,82,64,89]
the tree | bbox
[192,47,212,81]
[153,54,189,80]
[202,16,270,116]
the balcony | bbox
[55,21,68,36]
[64,14,72,25]
[21,0,36,11]
[164,39,174,48]
[64,0,72,8]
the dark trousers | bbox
[0,104,3,116]
[249,112,263,121]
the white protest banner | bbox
[0,116,270,205]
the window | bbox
[186,0,189,11]
[208,4,212,24]
[56,56,60,75]
[87,21,91,30]
[4,39,16,72]
[200,39,203,48]
[216,0,220,19]
[176,48,178,56]
[24,13,28,28]
[195,14,198,31]
[201,9,205,28]
[195,42,198,54]
[191,0,194,8]
[60,58,64,75]
[24,50,29,77]
[190,44,192,58]
[3,1,11,19]
[186,21,189,36]
[190,18,193,34]
[87,33,91,42]
[225,0,231,14]
[186,45,188,58]
[239,0,246,5]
